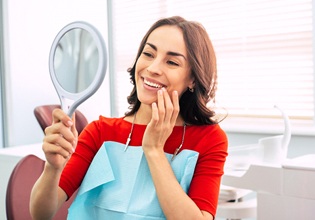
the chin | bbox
[137,90,156,104]
[137,96,156,106]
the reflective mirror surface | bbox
[49,21,107,116]
[54,28,99,93]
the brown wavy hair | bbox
[125,16,218,125]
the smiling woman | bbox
[30,16,228,220]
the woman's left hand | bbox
[142,88,180,153]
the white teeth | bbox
[144,79,163,88]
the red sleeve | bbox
[59,119,102,198]
[187,124,228,217]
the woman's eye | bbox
[167,60,179,66]
[142,52,153,58]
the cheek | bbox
[172,74,191,91]
[168,82,187,98]
[135,59,145,77]
[135,57,146,70]
[134,63,142,83]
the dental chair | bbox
[6,154,77,220]
[34,104,88,135]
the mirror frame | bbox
[49,21,107,117]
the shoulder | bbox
[80,115,132,145]
[188,123,227,142]
[185,123,228,155]
[87,115,128,130]
[98,115,125,125]
[81,116,129,139]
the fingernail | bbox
[158,90,163,95]
[67,120,73,127]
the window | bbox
[108,0,168,117]
[108,0,314,134]
[0,0,5,148]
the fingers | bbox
[47,109,76,139]
[151,102,159,125]
[43,134,74,159]
[155,89,165,124]
[171,90,180,124]
[43,109,77,158]
[144,89,180,151]
[44,123,76,152]
[71,112,79,139]
[45,118,75,144]
[52,108,73,127]
[155,88,179,126]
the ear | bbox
[188,77,195,90]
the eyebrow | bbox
[145,42,187,60]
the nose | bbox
[146,58,163,75]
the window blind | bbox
[109,0,314,123]
[109,0,168,116]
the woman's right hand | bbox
[42,108,78,171]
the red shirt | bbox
[60,116,228,217]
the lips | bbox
[143,78,165,89]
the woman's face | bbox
[135,25,194,105]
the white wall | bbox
[4,0,110,147]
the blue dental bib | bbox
[68,141,198,220]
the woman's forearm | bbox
[144,149,213,220]
[30,163,66,220]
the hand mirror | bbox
[49,21,107,117]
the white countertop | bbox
[0,143,45,159]
[282,154,315,171]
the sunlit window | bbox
[108,0,314,132]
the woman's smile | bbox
[142,77,166,91]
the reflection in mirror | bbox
[49,21,107,117]
[54,28,99,93]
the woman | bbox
[30,16,228,220]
